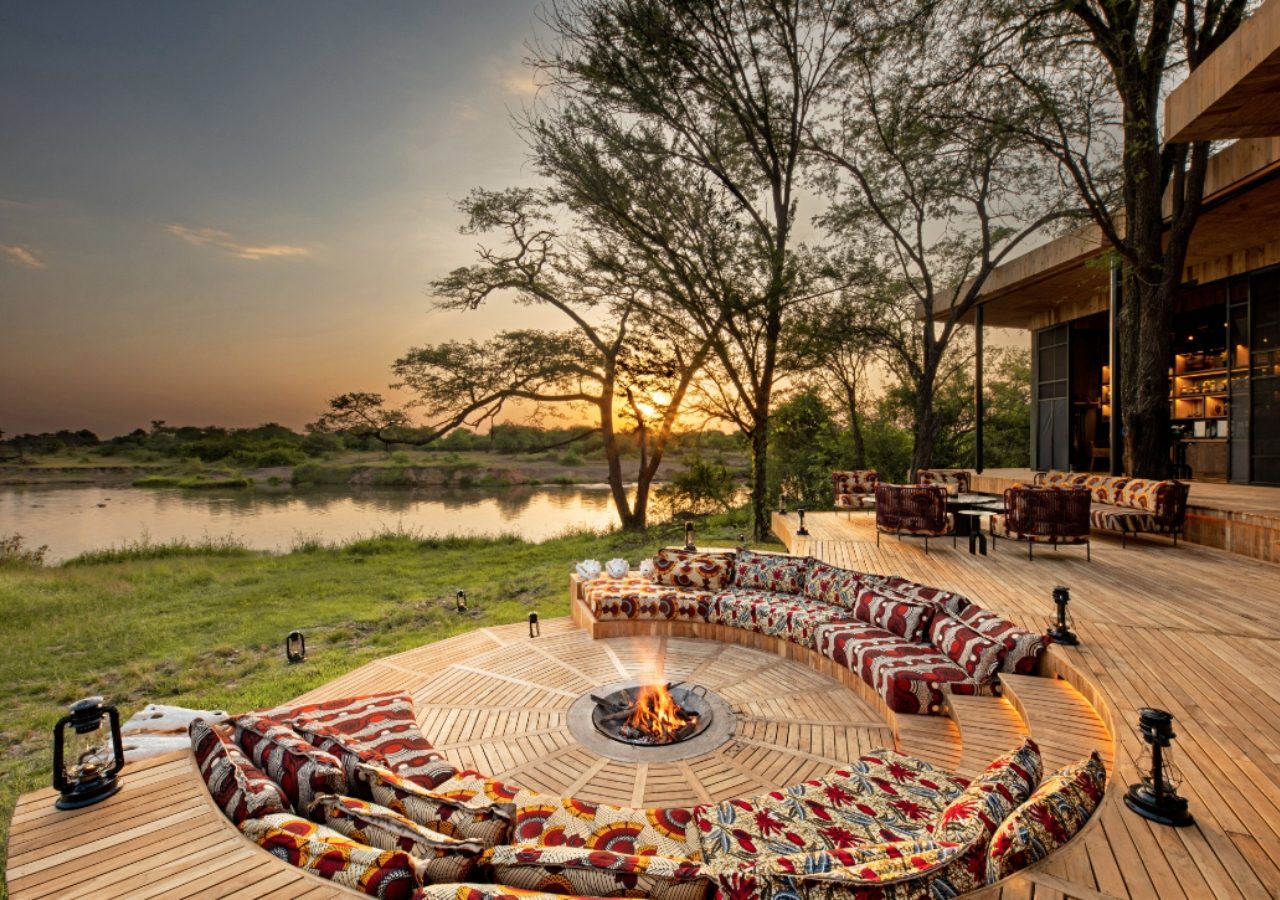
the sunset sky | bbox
[0,0,559,436]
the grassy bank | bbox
[0,515,762,894]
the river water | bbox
[0,484,625,563]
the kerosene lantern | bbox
[1047,585,1079,646]
[1125,708,1193,827]
[683,521,696,551]
[285,630,306,663]
[528,610,540,638]
[53,696,124,810]
[796,507,810,536]
[456,589,468,612]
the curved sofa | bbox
[184,548,1106,900]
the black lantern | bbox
[529,610,540,638]
[285,630,306,663]
[737,533,749,551]
[1125,708,1193,827]
[1047,585,1079,646]
[53,697,124,810]
[796,507,810,536]
[778,494,787,515]
[683,521,696,551]
[456,589,468,612]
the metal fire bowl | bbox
[568,680,737,763]
[591,684,715,745]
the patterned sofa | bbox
[832,469,879,511]
[1033,471,1190,546]
[581,547,1048,717]
[917,469,972,494]
[192,688,1107,900]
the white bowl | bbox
[605,558,630,578]
[575,559,602,580]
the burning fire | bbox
[627,682,697,743]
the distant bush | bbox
[0,533,48,568]
[557,449,586,466]
[654,452,738,520]
[292,463,355,485]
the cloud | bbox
[167,224,310,261]
[499,66,539,98]
[0,244,44,269]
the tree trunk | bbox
[598,377,641,530]
[910,356,942,479]
[845,383,867,469]
[749,421,770,541]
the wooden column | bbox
[975,304,985,473]
[1109,265,1124,475]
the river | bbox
[0,484,626,563]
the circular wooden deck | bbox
[394,629,892,806]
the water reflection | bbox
[0,484,625,563]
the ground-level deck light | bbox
[1125,708,1193,827]
[737,533,748,551]
[285,630,306,663]
[528,611,540,638]
[53,697,124,810]
[684,521,696,551]
[456,589,468,612]
[1047,585,1079,646]
[797,508,810,536]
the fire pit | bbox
[567,679,736,763]
[591,682,714,746]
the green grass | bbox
[0,513,764,895]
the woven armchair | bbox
[990,486,1091,560]
[874,483,954,553]
[833,470,879,514]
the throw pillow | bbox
[733,548,811,594]
[930,614,1005,683]
[803,562,881,609]
[652,548,737,591]
[189,718,292,822]
[881,576,971,616]
[240,813,422,900]
[483,845,710,900]
[509,791,699,859]
[360,762,514,847]
[310,794,484,884]
[231,714,346,812]
[986,751,1106,883]
[956,605,1049,675]
[855,587,935,643]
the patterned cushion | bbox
[732,548,811,594]
[990,512,1089,543]
[189,718,292,822]
[706,589,854,649]
[483,845,710,900]
[832,470,878,496]
[278,692,459,790]
[742,839,967,899]
[652,548,737,591]
[231,714,346,812]
[986,752,1106,882]
[803,561,881,609]
[694,749,969,867]
[856,587,936,643]
[814,621,907,672]
[585,575,710,622]
[311,794,484,884]
[240,813,423,899]
[361,763,515,847]
[956,605,1048,675]
[1091,506,1159,533]
[880,577,970,616]
[930,614,1005,683]
[414,886,603,900]
[510,791,699,859]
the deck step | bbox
[999,673,1113,772]
[945,693,1030,778]
[894,711,963,774]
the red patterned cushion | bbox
[585,575,711,621]
[231,714,346,812]
[856,587,935,643]
[705,589,854,649]
[361,763,515,847]
[956,605,1048,675]
[986,752,1106,882]
[311,794,484,884]
[483,845,710,900]
[189,718,291,822]
[652,548,737,591]
[732,549,811,594]
[510,792,699,859]
[802,562,880,610]
[880,577,970,616]
[275,692,458,790]
[930,614,1004,682]
[241,813,423,899]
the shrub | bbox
[0,533,47,567]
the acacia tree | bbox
[807,11,1077,476]
[536,0,848,539]
[311,392,411,452]
[987,0,1249,476]
[421,188,714,530]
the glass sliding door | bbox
[1251,272,1280,485]
[1034,324,1070,471]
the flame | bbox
[628,682,696,742]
